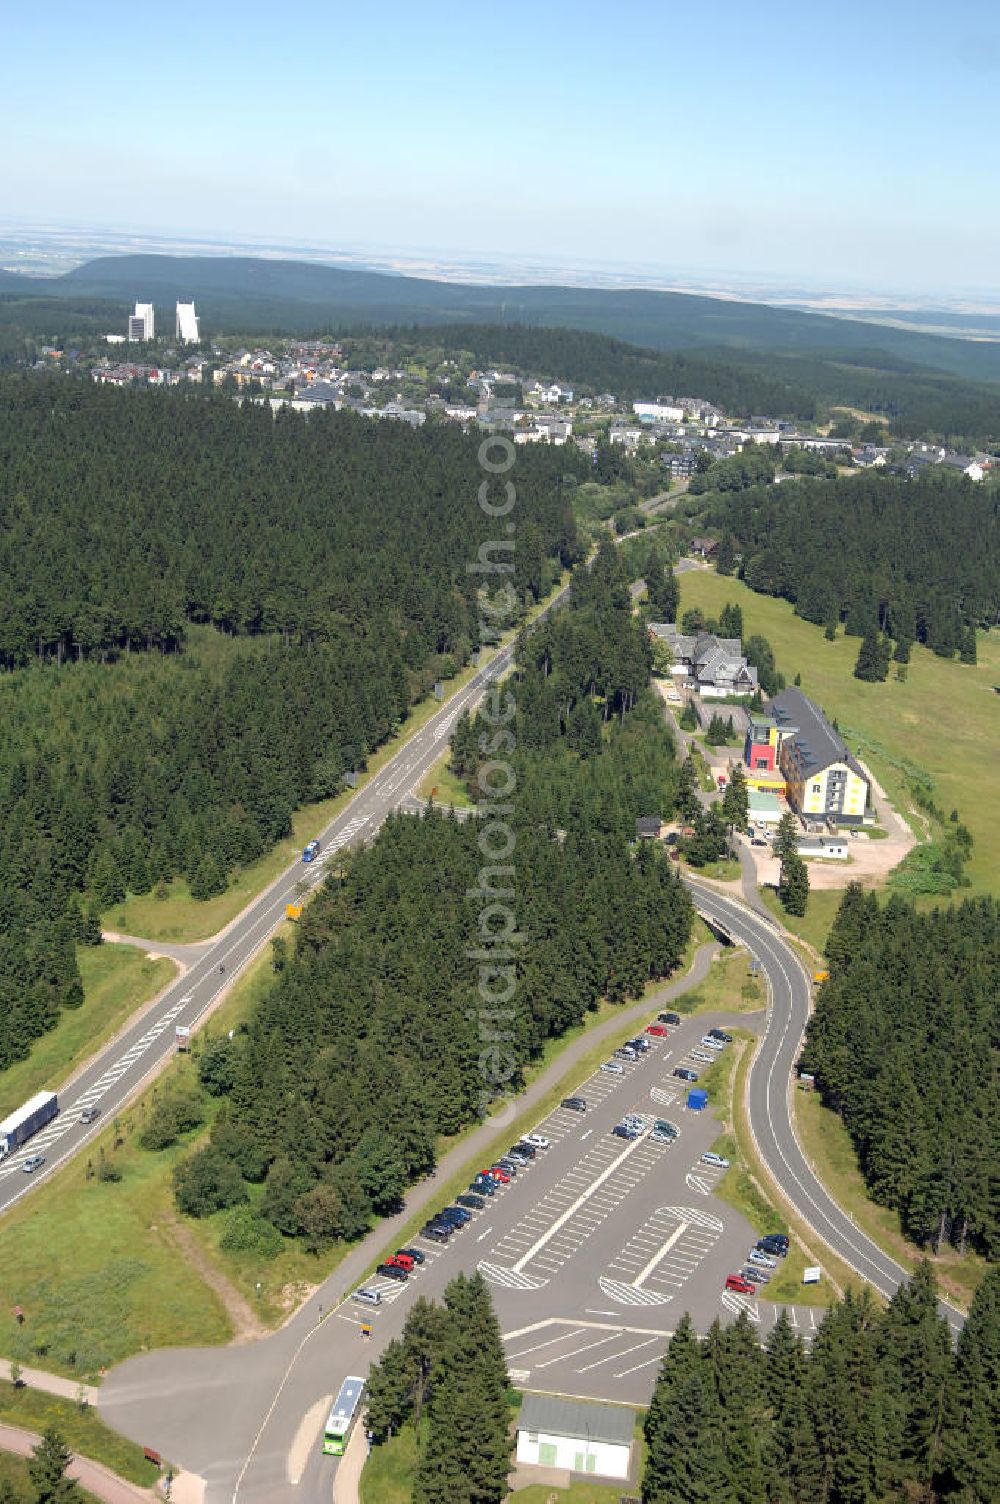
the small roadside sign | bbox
[803,1266,822,1284]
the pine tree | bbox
[718,602,744,640]
[779,851,809,916]
[773,811,801,865]
[854,629,890,682]
[877,1261,955,1494]
[676,755,701,819]
[944,1267,1000,1502]
[722,765,749,832]
[27,1428,82,1504]
[960,626,978,664]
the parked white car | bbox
[702,1151,730,1169]
[747,1248,777,1268]
[700,1036,726,1051]
[522,1133,550,1150]
[600,1060,625,1075]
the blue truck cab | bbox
[302,839,321,863]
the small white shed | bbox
[515,1393,634,1480]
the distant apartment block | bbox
[175,301,200,343]
[128,302,155,341]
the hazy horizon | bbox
[4,1,999,299]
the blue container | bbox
[687,1088,709,1111]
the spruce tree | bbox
[854,628,889,682]
[27,1428,82,1504]
[944,1267,1000,1501]
[722,765,749,832]
[779,850,809,916]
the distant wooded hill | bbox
[3,252,1000,385]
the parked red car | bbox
[484,1166,510,1183]
[646,1023,668,1036]
[725,1274,756,1294]
[385,1253,415,1273]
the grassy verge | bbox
[683,856,741,882]
[794,1090,984,1312]
[708,1039,853,1308]
[0,1380,159,1487]
[0,946,175,1122]
[667,941,764,1018]
[0,950,288,1379]
[417,753,474,809]
[676,571,999,894]
[757,887,844,958]
[360,1420,423,1504]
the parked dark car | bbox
[421,1222,451,1243]
[457,1193,486,1211]
[658,1012,681,1026]
[561,1097,587,1112]
[436,1206,471,1227]
[376,1263,409,1281]
[673,1067,699,1081]
[398,1246,425,1264]
[709,1028,733,1043]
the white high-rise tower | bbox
[175,302,200,343]
[128,302,155,341]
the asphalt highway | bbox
[0,623,540,1216]
[684,877,966,1337]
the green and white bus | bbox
[323,1375,366,1456]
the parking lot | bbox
[333,1001,828,1401]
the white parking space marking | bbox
[577,1336,660,1373]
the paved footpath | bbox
[0,1360,98,1406]
[0,1422,154,1503]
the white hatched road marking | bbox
[721,1291,760,1322]
[478,1263,549,1291]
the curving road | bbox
[684,876,965,1335]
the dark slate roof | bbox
[636,816,663,838]
[518,1394,635,1447]
[770,687,853,778]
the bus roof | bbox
[326,1375,365,1431]
[0,1091,58,1138]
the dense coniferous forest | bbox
[0,372,585,1073]
[706,469,999,652]
[800,886,999,1258]
[0,372,582,667]
[643,1265,1000,1504]
[169,551,693,1243]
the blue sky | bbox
[4,0,998,292]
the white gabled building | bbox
[516,1395,634,1481]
